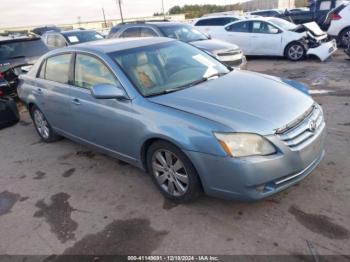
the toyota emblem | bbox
[309,120,317,132]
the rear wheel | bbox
[285,42,306,61]
[31,105,61,143]
[339,28,350,47]
[147,141,202,203]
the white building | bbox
[241,0,296,11]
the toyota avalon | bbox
[18,38,326,202]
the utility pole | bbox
[102,8,107,28]
[161,0,166,20]
[117,0,124,23]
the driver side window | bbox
[252,21,280,34]
[74,54,119,89]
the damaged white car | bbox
[211,17,337,61]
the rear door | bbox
[35,53,74,132]
[217,21,251,54]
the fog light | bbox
[256,185,265,193]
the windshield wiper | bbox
[146,72,228,97]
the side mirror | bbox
[91,83,127,99]
[270,28,281,34]
[205,33,212,39]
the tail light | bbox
[0,72,4,79]
[0,89,4,97]
[330,13,342,20]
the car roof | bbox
[62,37,174,54]
[197,15,242,19]
[61,29,99,34]
[232,17,281,22]
[44,30,98,36]
[112,21,186,29]
[250,9,283,13]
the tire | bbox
[30,105,62,143]
[285,42,306,61]
[147,141,202,203]
[338,28,350,48]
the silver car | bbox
[18,38,325,202]
[108,22,247,69]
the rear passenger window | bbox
[226,22,250,33]
[140,27,158,37]
[120,27,140,38]
[47,35,56,46]
[45,54,71,84]
[320,0,332,10]
[74,54,119,89]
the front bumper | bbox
[185,123,326,201]
[307,39,337,62]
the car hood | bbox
[190,39,240,54]
[302,22,326,37]
[148,70,314,135]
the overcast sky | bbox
[0,0,242,28]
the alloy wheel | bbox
[33,109,50,139]
[151,149,189,197]
[288,45,304,60]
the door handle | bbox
[72,98,81,105]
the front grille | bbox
[277,104,325,150]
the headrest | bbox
[136,52,148,65]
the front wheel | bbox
[147,141,202,203]
[31,105,62,143]
[285,42,306,61]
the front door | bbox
[69,53,134,158]
[249,21,283,56]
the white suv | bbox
[192,15,243,35]
[326,1,350,46]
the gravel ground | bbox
[0,51,349,258]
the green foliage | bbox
[168,4,242,19]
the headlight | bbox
[214,133,276,157]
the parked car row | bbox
[107,21,247,68]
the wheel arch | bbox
[338,26,350,45]
[140,136,205,192]
[284,40,307,60]
[140,136,186,172]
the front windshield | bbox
[63,31,104,45]
[159,25,208,43]
[109,41,229,97]
[268,18,297,31]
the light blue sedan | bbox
[18,38,325,202]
